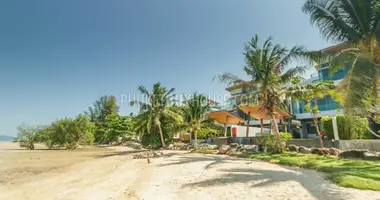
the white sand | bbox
[1,149,379,200]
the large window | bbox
[318,62,352,81]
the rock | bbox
[230,143,239,148]
[363,152,380,161]
[218,145,231,154]
[132,151,163,159]
[338,149,369,159]
[311,148,330,155]
[288,145,299,152]
[208,145,218,150]
[243,145,258,153]
[328,148,341,156]
[298,146,311,154]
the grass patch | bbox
[247,152,380,191]
[192,149,218,154]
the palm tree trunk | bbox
[284,119,288,133]
[271,114,280,136]
[194,129,198,150]
[313,118,324,148]
[157,123,166,148]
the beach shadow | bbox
[182,167,348,200]
[158,154,240,170]
[93,149,147,159]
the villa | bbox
[212,44,354,139]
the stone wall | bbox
[286,139,380,151]
[231,137,252,145]
[214,137,231,145]
[337,140,380,151]
[286,139,334,148]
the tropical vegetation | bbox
[302,0,380,137]
[321,115,371,139]
[286,80,343,147]
[131,82,182,148]
[217,34,307,135]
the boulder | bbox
[208,145,219,150]
[243,145,258,153]
[338,149,369,159]
[230,143,239,148]
[288,145,299,152]
[363,152,380,161]
[133,151,163,159]
[328,148,342,156]
[298,146,311,154]
[311,148,330,155]
[218,145,231,154]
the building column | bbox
[332,116,339,141]
[246,112,251,137]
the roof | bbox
[206,110,245,124]
[239,105,292,120]
[225,80,257,92]
[207,99,220,105]
[314,43,350,70]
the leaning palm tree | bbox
[130,82,182,147]
[218,34,306,135]
[182,93,217,149]
[302,0,380,137]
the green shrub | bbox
[321,115,370,140]
[256,132,292,153]
[140,132,172,149]
[197,127,222,139]
[46,114,95,150]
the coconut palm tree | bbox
[302,0,380,137]
[218,34,306,135]
[130,82,182,147]
[182,93,217,149]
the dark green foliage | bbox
[46,114,95,149]
[197,127,222,139]
[86,95,119,123]
[321,115,370,139]
[96,114,135,143]
[131,82,182,147]
[256,132,292,153]
[86,96,120,142]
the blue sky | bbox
[0,0,331,136]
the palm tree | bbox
[218,34,306,135]
[130,82,182,147]
[182,93,217,149]
[286,80,342,147]
[302,0,380,137]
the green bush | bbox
[46,114,95,150]
[197,127,222,139]
[256,132,292,153]
[140,132,172,149]
[321,115,370,140]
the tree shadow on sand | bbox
[158,154,242,170]
[182,167,353,200]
